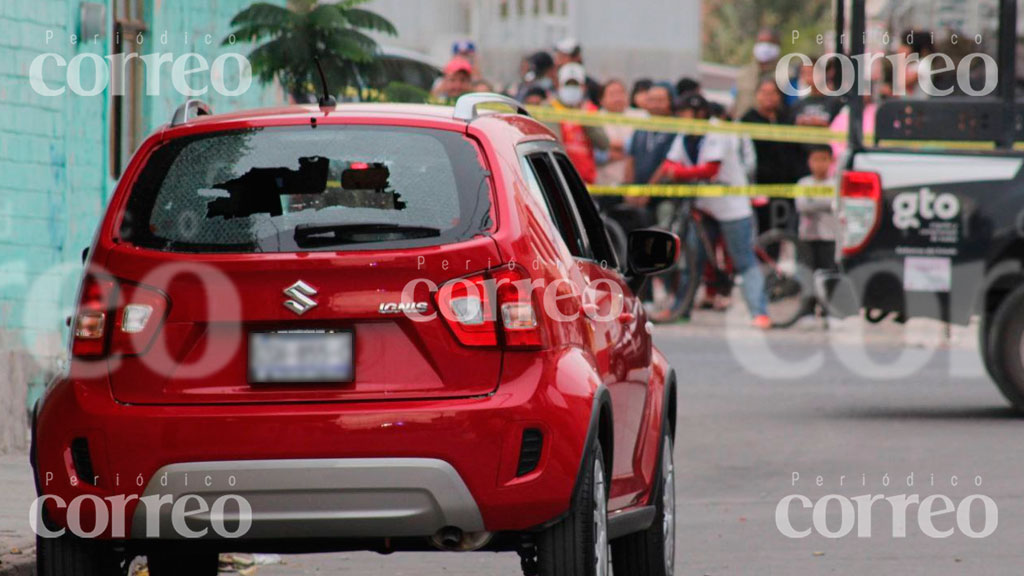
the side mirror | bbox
[627,228,679,276]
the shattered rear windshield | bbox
[120,125,493,252]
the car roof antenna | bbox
[314,56,336,110]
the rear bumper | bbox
[131,458,483,539]
[33,351,598,540]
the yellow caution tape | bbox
[527,106,1024,150]
[588,184,835,199]
[526,106,840,145]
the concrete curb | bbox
[0,541,34,576]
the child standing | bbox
[795,145,838,320]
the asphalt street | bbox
[5,312,1024,575]
[250,312,1024,575]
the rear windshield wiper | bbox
[293,223,442,248]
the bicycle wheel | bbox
[757,229,811,329]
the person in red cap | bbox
[433,57,474,102]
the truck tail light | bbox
[72,275,169,358]
[436,267,545,350]
[840,171,882,257]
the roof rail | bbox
[453,92,530,121]
[171,99,212,127]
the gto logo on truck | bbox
[893,188,961,230]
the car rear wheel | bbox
[611,431,675,576]
[536,441,609,576]
[979,310,1001,385]
[985,284,1024,411]
[36,530,122,576]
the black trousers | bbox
[799,240,835,316]
[803,240,835,272]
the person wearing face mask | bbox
[733,29,792,118]
[543,63,608,184]
[553,37,603,106]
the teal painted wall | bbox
[0,0,285,450]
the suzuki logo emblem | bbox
[283,280,318,315]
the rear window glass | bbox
[120,125,493,252]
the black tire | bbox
[146,550,220,576]
[979,311,1001,385]
[984,284,1024,410]
[36,530,122,576]
[537,441,609,576]
[611,430,675,576]
[757,229,812,329]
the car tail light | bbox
[72,275,169,358]
[110,283,168,355]
[436,267,545,350]
[72,275,116,358]
[840,171,882,256]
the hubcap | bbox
[594,458,609,576]
[662,438,676,575]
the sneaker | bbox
[752,315,773,330]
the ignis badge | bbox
[379,302,430,315]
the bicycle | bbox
[644,198,810,328]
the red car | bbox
[31,94,679,576]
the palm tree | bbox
[226,0,397,101]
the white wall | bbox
[366,0,701,86]
[363,0,473,63]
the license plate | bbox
[249,330,354,383]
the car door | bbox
[548,152,653,509]
[520,147,614,377]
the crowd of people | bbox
[428,32,889,329]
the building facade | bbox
[365,0,701,86]
[0,0,285,452]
